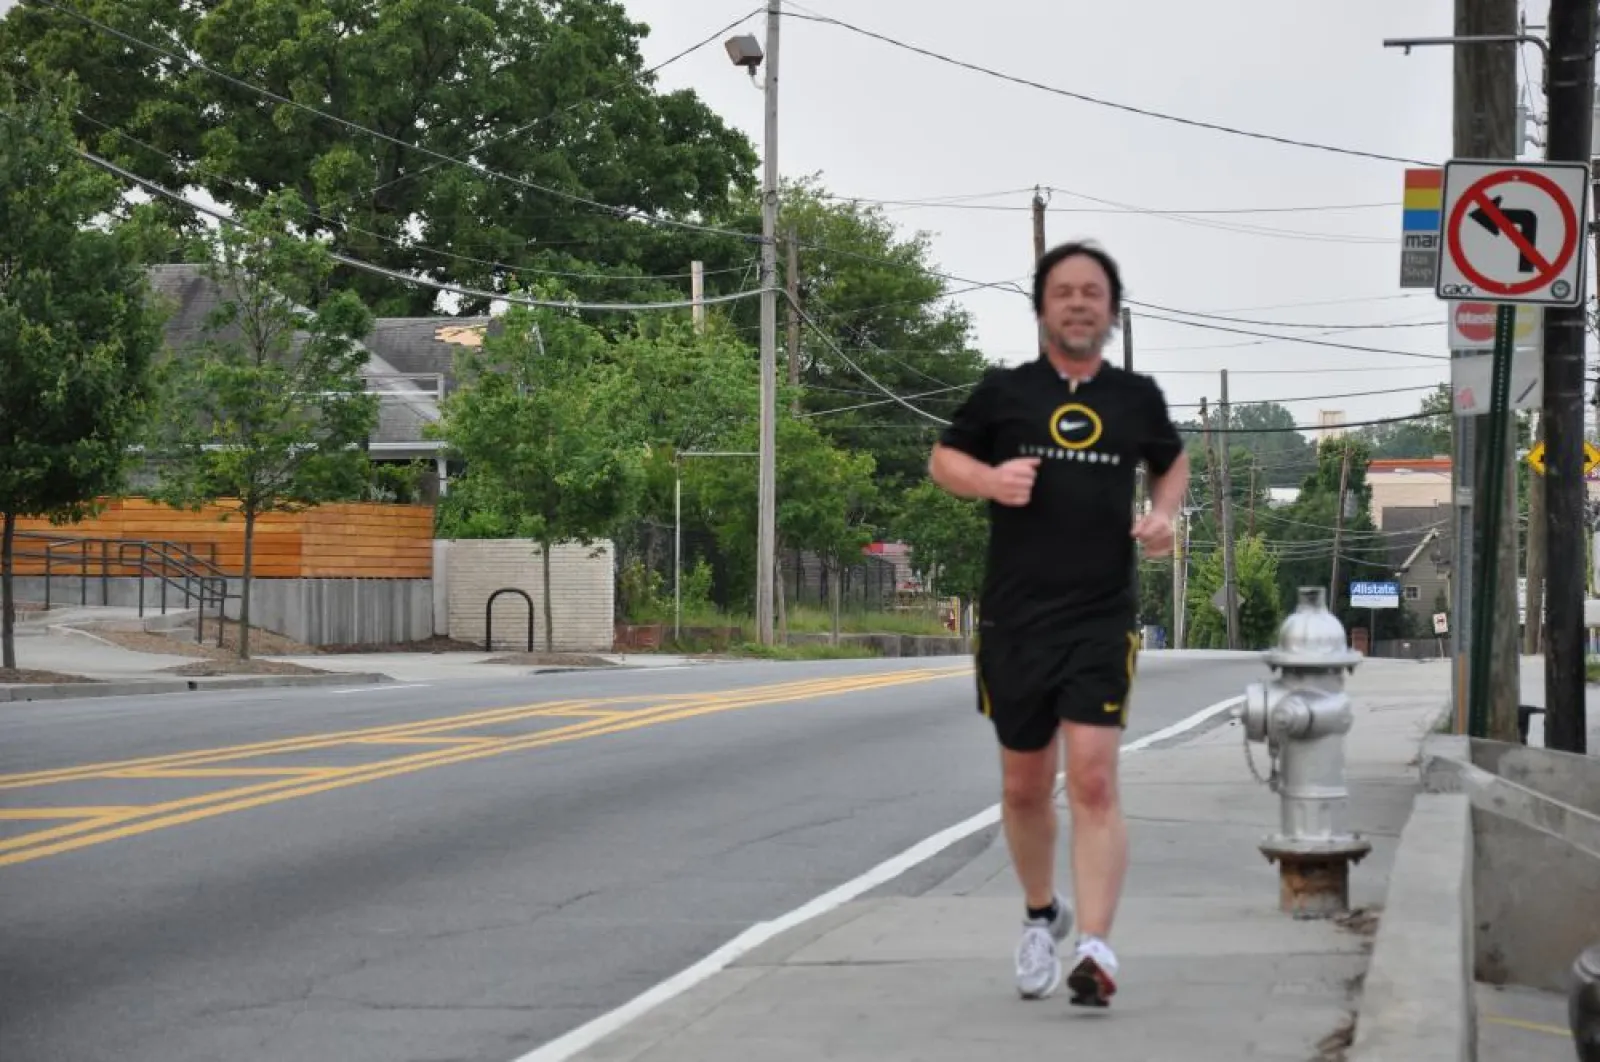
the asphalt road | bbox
[0,652,1262,1062]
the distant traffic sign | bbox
[1436,160,1589,306]
[1526,439,1600,477]
[1399,168,1442,289]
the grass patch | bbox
[1586,658,1600,684]
[781,604,949,637]
[727,641,882,661]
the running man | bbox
[927,241,1189,1006]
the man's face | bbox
[1039,253,1114,361]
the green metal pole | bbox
[1468,303,1517,739]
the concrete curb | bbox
[0,671,393,703]
[1347,791,1475,1062]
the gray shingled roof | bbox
[146,264,443,450]
[363,316,498,398]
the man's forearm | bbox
[929,444,995,500]
[1148,451,1189,518]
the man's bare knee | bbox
[1001,745,1056,814]
[1066,765,1116,815]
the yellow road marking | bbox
[1484,1014,1573,1038]
[111,767,342,779]
[0,807,141,820]
[0,671,942,790]
[0,667,965,867]
[350,736,501,747]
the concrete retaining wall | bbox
[1348,792,1475,1062]
[228,579,433,647]
[8,575,435,647]
[1423,735,1600,994]
[437,539,615,653]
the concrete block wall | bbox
[7,574,434,647]
[439,539,615,652]
[230,579,433,647]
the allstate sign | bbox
[1350,581,1401,609]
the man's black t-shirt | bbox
[938,356,1184,637]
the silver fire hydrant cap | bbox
[1264,587,1363,670]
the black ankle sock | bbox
[1026,900,1058,923]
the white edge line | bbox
[332,683,431,694]
[510,692,1247,1062]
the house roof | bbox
[147,264,443,451]
[1369,457,1451,474]
[363,317,497,397]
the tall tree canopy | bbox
[1,0,759,314]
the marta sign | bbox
[1436,160,1590,307]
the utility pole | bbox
[1172,508,1187,649]
[754,0,781,647]
[1452,0,1522,740]
[691,260,705,334]
[1248,464,1258,538]
[1219,370,1241,650]
[1540,0,1594,754]
[786,227,802,415]
[1032,186,1048,354]
[1329,443,1353,625]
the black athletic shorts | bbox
[974,622,1140,752]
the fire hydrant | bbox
[1239,586,1372,919]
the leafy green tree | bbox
[690,415,877,627]
[434,295,645,650]
[1186,535,1284,650]
[892,480,987,604]
[0,77,165,670]
[149,192,378,659]
[1351,384,1452,459]
[2,0,758,315]
[691,176,988,499]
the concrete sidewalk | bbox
[553,659,1447,1062]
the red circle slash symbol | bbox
[1445,169,1578,297]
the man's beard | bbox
[1048,324,1108,361]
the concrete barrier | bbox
[1348,792,1475,1062]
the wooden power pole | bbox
[1541,0,1595,753]
[1330,443,1353,625]
[1453,0,1523,742]
[1032,186,1048,354]
[1219,370,1241,650]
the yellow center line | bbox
[112,767,343,779]
[1483,1014,1573,1038]
[0,667,965,868]
[0,670,942,790]
[0,807,142,820]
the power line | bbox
[782,8,1433,166]
[61,143,767,314]
[27,0,763,243]
[825,191,1403,216]
[1130,299,1446,332]
[61,102,759,286]
[363,7,765,199]
[1131,310,1450,361]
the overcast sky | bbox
[623,0,1575,431]
[4,0,1581,433]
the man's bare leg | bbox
[1062,721,1126,1005]
[1062,721,1126,933]
[999,733,1060,908]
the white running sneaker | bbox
[1014,893,1073,999]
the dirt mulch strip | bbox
[483,652,617,668]
[77,619,316,659]
[160,659,330,677]
[316,636,484,654]
[0,668,100,685]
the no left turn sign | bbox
[1435,160,1590,307]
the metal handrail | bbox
[11,532,234,646]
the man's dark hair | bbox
[1032,241,1123,316]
